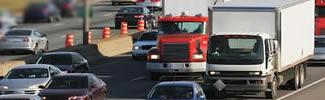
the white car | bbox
[0,94,41,100]
[132,30,158,59]
[136,0,162,10]
[309,36,325,64]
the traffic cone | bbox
[102,27,111,39]
[88,31,92,43]
[65,34,74,48]
[137,19,145,32]
[120,22,128,37]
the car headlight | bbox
[192,54,204,59]
[0,86,8,90]
[133,46,139,50]
[150,54,160,60]
[209,71,220,75]
[249,72,261,75]
[68,96,89,100]
[41,96,47,100]
[28,84,43,89]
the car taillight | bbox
[137,0,145,2]
[64,3,72,9]
[151,0,160,2]
[134,15,144,18]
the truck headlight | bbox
[133,46,139,50]
[150,54,160,60]
[192,54,203,59]
[249,72,261,75]
[209,71,220,75]
[0,86,8,90]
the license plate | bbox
[213,79,226,91]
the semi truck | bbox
[316,0,325,35]
[204,0,314,99]
[146,0,216,80]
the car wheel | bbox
[33,43,39,55]
[48,16,54,23]
[43,42,49,52]
[292,66,300,90]
[56,16,61,22]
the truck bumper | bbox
[205,76,268,92]
[146,62,206,73]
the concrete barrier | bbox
[0,61,25,76]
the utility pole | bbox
[83,0,90,45]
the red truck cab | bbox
[146,15,209,80]
[315,0,325,35]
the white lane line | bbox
[97,75,112,78]
[130,76,145,82]
[53,23,64,26]
[103,13,113,17]
[277,77,325,100]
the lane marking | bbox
[53,23,64,26]
[103,13,113,17]
[277,77,325,100]
[130,76,145,82]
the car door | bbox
[72,54,89,73]
[89,76,104,100]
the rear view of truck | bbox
[205,0,314,99]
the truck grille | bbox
[321,28,325,35]
[162,43,189,61]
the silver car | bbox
[0,64,63,95]
[0,29,48,54]
[309,36,325,64]
[0,94,41,100]
[132,30,158,59]
[136,0,162,10]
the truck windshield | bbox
[316,6,325,17]
[207,35,264,65]
[159,22,205,34]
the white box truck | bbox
[204,0,314,99]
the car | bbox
[147,81,206,100]
[0,29,49,54]
[23,2,61,23]
[0,64,63,95]
[112,0,137,5]
[51,0,79,17]
[0,94,41,100]
[38,73,107,100]
[309,36,325,65]
[132,30,158,59]
[136,0,162,10]
[0,9,17,29]
[36,52,90,73]
[115,6,151,28]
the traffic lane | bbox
[283,78,325,100]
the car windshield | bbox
[316,6,325,17]
[38,54,72,65]
[207,35,264,65]
[5,30,32,36]
[119,7,143,13]
[315,37,325,47]
[5,68,49,79]
[159,22,205,34]
[138,32,158,41]
[150,85,193,99]
[46,76,88,89]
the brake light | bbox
[137,0,145,2]
[134,15,144,18]
[64,3,72,9]
[151,0,160,2]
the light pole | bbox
[83,0,90,45]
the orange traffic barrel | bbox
[88,31,92,43]
[137,19,145,32]
[120,22,128,37]
[102,27,111,39]
[65,34,74,48]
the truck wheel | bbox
[292,66,300,90]
[299,64,306,88]
[265,77,278,99]
[150,72,160,81]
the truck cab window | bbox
[159,22,205,34]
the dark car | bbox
[51,0,78,17]
[23,2,61,23]
[38,73,107,100]
[115,6,151,28]
[35,52,90,73]
[147,81,206,100]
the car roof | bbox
[9,28,38,31]
[42,52,78,55]
[156,81,196,87]
[0,94,38,99]
[13,64,54,69]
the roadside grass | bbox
[0,0,47,15]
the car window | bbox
[5,30,32,36]
[46,76,88,89]
[5,68,49,79]
[89,76,100,86]
[119,7,143,13]
[38,54,73,65]
[138,32,157,41]
[72,53,84,63]
[150,85,193,99]
[34,31,42,37]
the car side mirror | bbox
[39,85,45,89]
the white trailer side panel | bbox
[211,10,276,37]
[279,0,314,71]
[162,0,214,16]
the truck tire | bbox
[292,66,300,90]
[299,64,306,88]
[150,72,160,81]
[265,77,278,99]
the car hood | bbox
[0,78,49,90]
[39,89,88,96]
[134,40,157,47]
